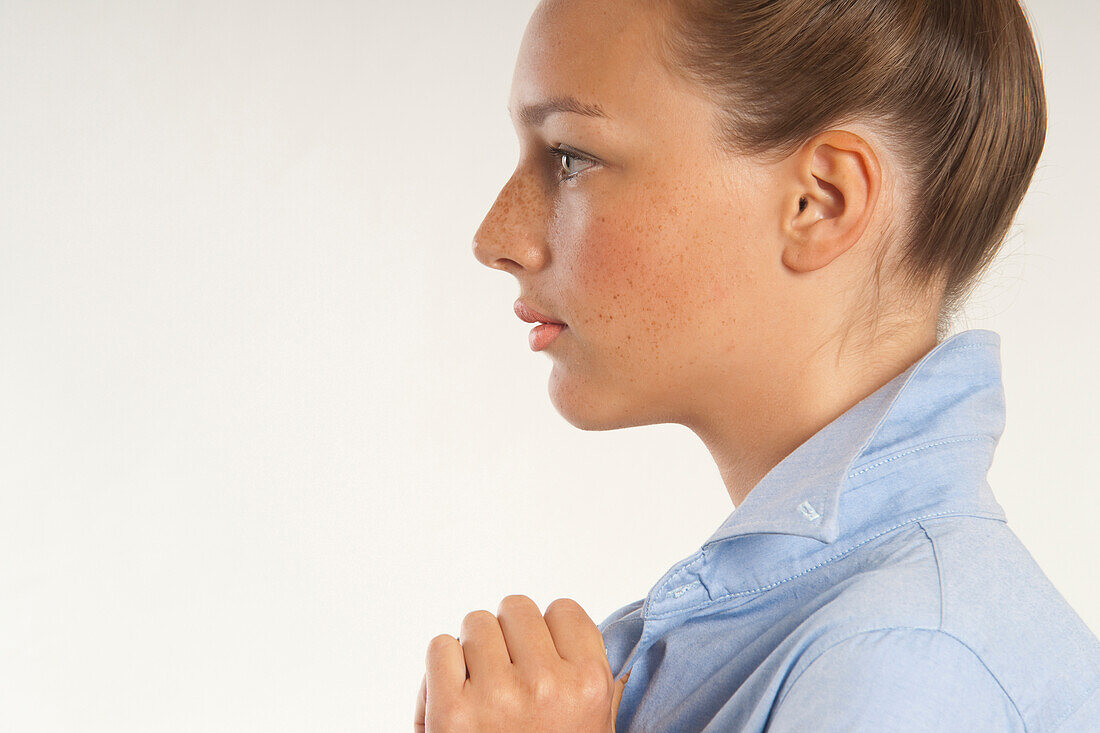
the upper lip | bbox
[514,299,566,325]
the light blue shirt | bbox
[599,329,1100,731]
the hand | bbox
[414,595,631,732]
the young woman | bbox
[417,0,1100,730]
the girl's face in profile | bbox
[473,0,809,434]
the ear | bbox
[780,130,881,273]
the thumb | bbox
[610,669,631,730]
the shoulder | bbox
[918,515,1100,729]
[785,515,1100,730]
[767,627,1022,731]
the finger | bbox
[611,669,629,726]
[413,673,426,733]
[459,609,511,683]
[425,634,465,714]
[611,671,630,732]
[542,597,607,665]
[496,594,560,670]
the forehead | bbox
[508,0,672,127]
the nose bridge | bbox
[472,169,542,271]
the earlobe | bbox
[781,131,881,274]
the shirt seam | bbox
[646,510,1005,620]
[913,521,1026,727]
[1052,682,1100,730]
[917,521,945,630]
[771,626,1027,729]
[847,434,995,479]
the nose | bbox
[471,172,547,275]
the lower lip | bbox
[529,323,567,351]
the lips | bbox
[514,299,566,326]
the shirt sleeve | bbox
[764,627,1023,732]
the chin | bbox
[546,367,652,432]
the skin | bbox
[420,0,945,728]
[415,596,629,732]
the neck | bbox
[686,319,939,507]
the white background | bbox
[0,1,1096,730]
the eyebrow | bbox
[508,96,610,127]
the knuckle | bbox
[487,680,521,712]
[435,703,473,733]
[524,668,560,705]
[576,664,613,704]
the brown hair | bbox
[651,0,1047,337]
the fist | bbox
[414,595,630,732]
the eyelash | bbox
[547,145,596,182]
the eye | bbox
[547,145,597,182]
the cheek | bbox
[559,167,760,337]
[571,206,718,336]
[574,215,673,316]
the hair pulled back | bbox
[652,0,1047,334]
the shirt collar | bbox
[701,328,1007,549]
